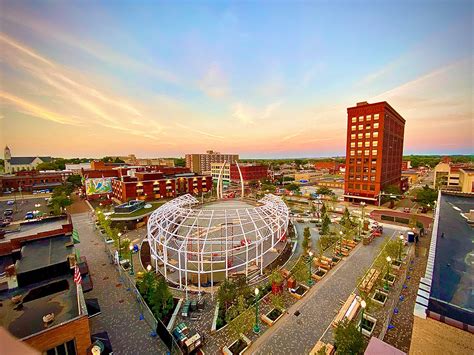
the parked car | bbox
[25,212,35,220]
[3,209,13,217]
[0,219,10,227]
[403,207,410,213]
[6,200,15,206]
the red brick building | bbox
[0,171,72,194]
[229,164,268,183]
[344,101,405,205]
[314,161,344,174]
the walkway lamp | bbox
[384,256,392,290]
[253,287,261,334]
[338,231,343,254]
[129,245,134,275]
[398,234,404,261]
[307,251,315,286]
[146,264,152,272]
[360,300,367,333]
[117,232,122,261]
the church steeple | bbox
[4,146,11,161]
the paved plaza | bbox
[249,227,400,354]
[72,211,168,354]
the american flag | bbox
[74,264,82,285]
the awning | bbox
[72,229,80,244]
[342,195,378,201]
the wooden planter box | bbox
[289,284,309,299]
[261,308,285,326]
[331,256,341,265]
[359,314,377,337]
[371,289,389,306]
[391,260,403,271]
[222,333,252,355]
[382,273,396,286]
[312,268,327,282]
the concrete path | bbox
[248,228,400,355]
[72,212,167,354]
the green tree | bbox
[66,174,83,188]
[302,227,311,253]
[174,157,186,167]
[149,277,173,320]
[334,319,365,354]
[286,183,300,192]
[320,203,327,218]
[316,186,335,196]
[320,214,330,235]
[270,294,284,310]
[415,185,437,205]
[217,278,237,311]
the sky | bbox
[0,0,472,159]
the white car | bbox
[6,200,15,205]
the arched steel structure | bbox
[147,194,289,293]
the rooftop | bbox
[2,218,67,242]
[418,192,474,326]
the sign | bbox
[85,178,112,195]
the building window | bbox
[373,132,379,138]
[351,125,357,131]
[370,185,375,191]
[351,117,357,123]
[365,133,370,138]
[373,122,379,129]
[355,184,361,189]
[357,142,362,147]
[45,340,76,355]
[358,116,364,122]
[350,142,355,148]
[374,114,379,120]
[358,124,363,130]
[351,134,356,140]
[356,158,362,164]
[373,141,378,147]
[372,149,378,155]
[366,115,371,121]
[350,150,355,156]
[366,124,371,129]
[364,150,370,156]
[371,176,375,181]
[364,141,370,147]
[363,184,368,190]
[357,150,362,155]
[358,133,363,139]
[348,183,354,188]
[371,159,377,164]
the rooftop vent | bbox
[356,101,369,106]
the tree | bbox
[270,294,284,310]
[316,186,335,196]
[286,183,300,192]
[415,185,437,206]
[67,174,83,188]
[174,157,186,167]
[334,319,365,354]
[149,277,173,320]
[302,227,311,253]
[217,278,237,311]
[320,203,327,218]
[320,214,330,235]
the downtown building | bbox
[344,101,405,205]
[185,150,239,174]
[210,162,268,185]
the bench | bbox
[359,268,380,293]
[332,293,360,327]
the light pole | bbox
[129,245,134,275]
[307,251,314,286]
[117,232,122,261]
[253,287,260,334]
[338,230,343,255]
[147,264,152,272]
[398,234,404,261]
[384,256,392,290]
[360,300,367,333]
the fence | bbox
[378,244,415,340]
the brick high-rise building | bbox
[185,150,239,174]
[344,101,405,205]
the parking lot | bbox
[0,195,52,223]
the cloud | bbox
[231,101,283,125]
[281,131,303,142]
[198,62,229,98]
[175,123,224,140]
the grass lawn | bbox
[111,200,167,219]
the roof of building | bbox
[415,192,474,326]
[364,337,406,355]
[9,156,52,165]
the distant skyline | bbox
[0,0,472,158]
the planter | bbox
[382,273,396,285]
[391,260,403,271]
[261,308,285,326]
[358,313,377,337]
[371,289,389,306]
[331,256,341,265]
[289,284,309,299]
[222,333,252,355]
[312,268,327,282]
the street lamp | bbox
[117,232,122,261]
[129,245,134,275]
[147,264,152,272]
[360,300,367,333]
[253,288,261,334]
[384,256,392,290]
[307,251,314,286]
[398,234,404,261]
[338,231,343,255]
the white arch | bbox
[235,161,245,198]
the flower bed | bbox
[312,268,327,282]
[371,289,389,306]
[391,260,403,271]
[222,333,252,355]
[359,313,377,337]
[289,284,309,299]
[382,273,396,285]
[261,308,285,326]
[331,256,341,265]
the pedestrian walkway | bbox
[249,227,400,355]
[71,212,167,354]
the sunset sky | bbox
[0,0,472,158]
